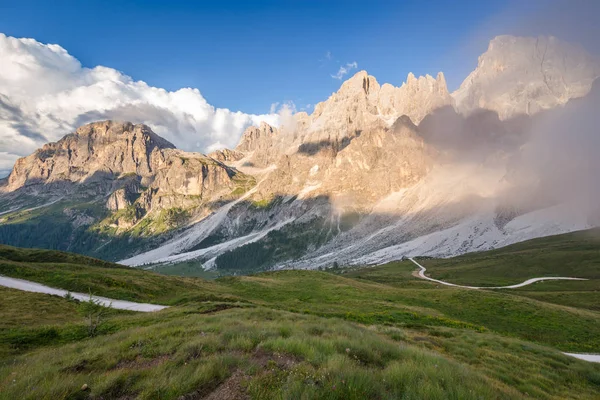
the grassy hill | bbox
[414,229,600,312]
[0,230,599,399]
[420,229,600,286]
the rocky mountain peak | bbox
[302,69,453,147]
[378,71,453,124]
[338,70,381,97]
[452,35,600,119]
[73,120,175,149]
[3,120,253,235]
[208,148,245,163]
[5,121,179,193]
[400,71,450,96]
[436,72,446,86]
[235,122,278,154]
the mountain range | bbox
[1,35,599,274]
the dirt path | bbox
[408,258,587,289]
[0,275,168,312]
[408,258,599,363]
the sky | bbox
[0,0,598,176]
[3,0,583,114]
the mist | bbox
[514,80,600,221]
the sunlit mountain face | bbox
[1,32,599,274]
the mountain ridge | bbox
[1,34,598,271]
[452,35,600,118]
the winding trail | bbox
[408,258,599,363]
[408,258,587,289]
[0,275,168,312]
[561,353,600,363]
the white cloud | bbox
[331,61,358,80]
[266,101,297,135]
[269,102,280,114]
[0,33,279,173]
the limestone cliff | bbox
[3,121,251,229]
[5,121,174,192]
[232,70,441,209]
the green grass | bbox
[1,230,600,398]
[0,286,140,358]
[409,229,600,312]
[0,287,81,330]
[230,174,257,197]
[2,244,600,352]
[421,229,600,286]
[341,260,430,287]
[220,269,600,352]
[0,244,117,268]
[0,199,199,262]
[148,261,221,279]
[2,306,599,400]
[0,244,226,305]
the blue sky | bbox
[0,0,597,115]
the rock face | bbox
[208,148,245,163]
[3,120,251,222]
[379,72,454,124]
[139,150,240,211]
[234,122,280,167]
[232,70,445,208]
[297,70,452,144]
[5,121,174,192]
[106,177,141,211]
[236,122,278,153]
[245,116,432,209]
[453,35,600,119]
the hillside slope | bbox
[1,237,600,399]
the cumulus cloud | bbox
[0,33,279,175]
[331,61,358,80]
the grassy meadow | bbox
[0,229,599,399]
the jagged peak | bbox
[73,120,175,149]
[487,34,522,50]
[453,34,600,119]
[208,148,245,163]
[258,121,276,131]
[236,121,278,153]
[338,70,380,96]
[241,121,277,136]
[477,35,596,68]
[4,120,181,193]
[401,71,449,94]
[75,120,135,135]
[487,34,560,50]
[403,72,442,83]
[436,72,446,85]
